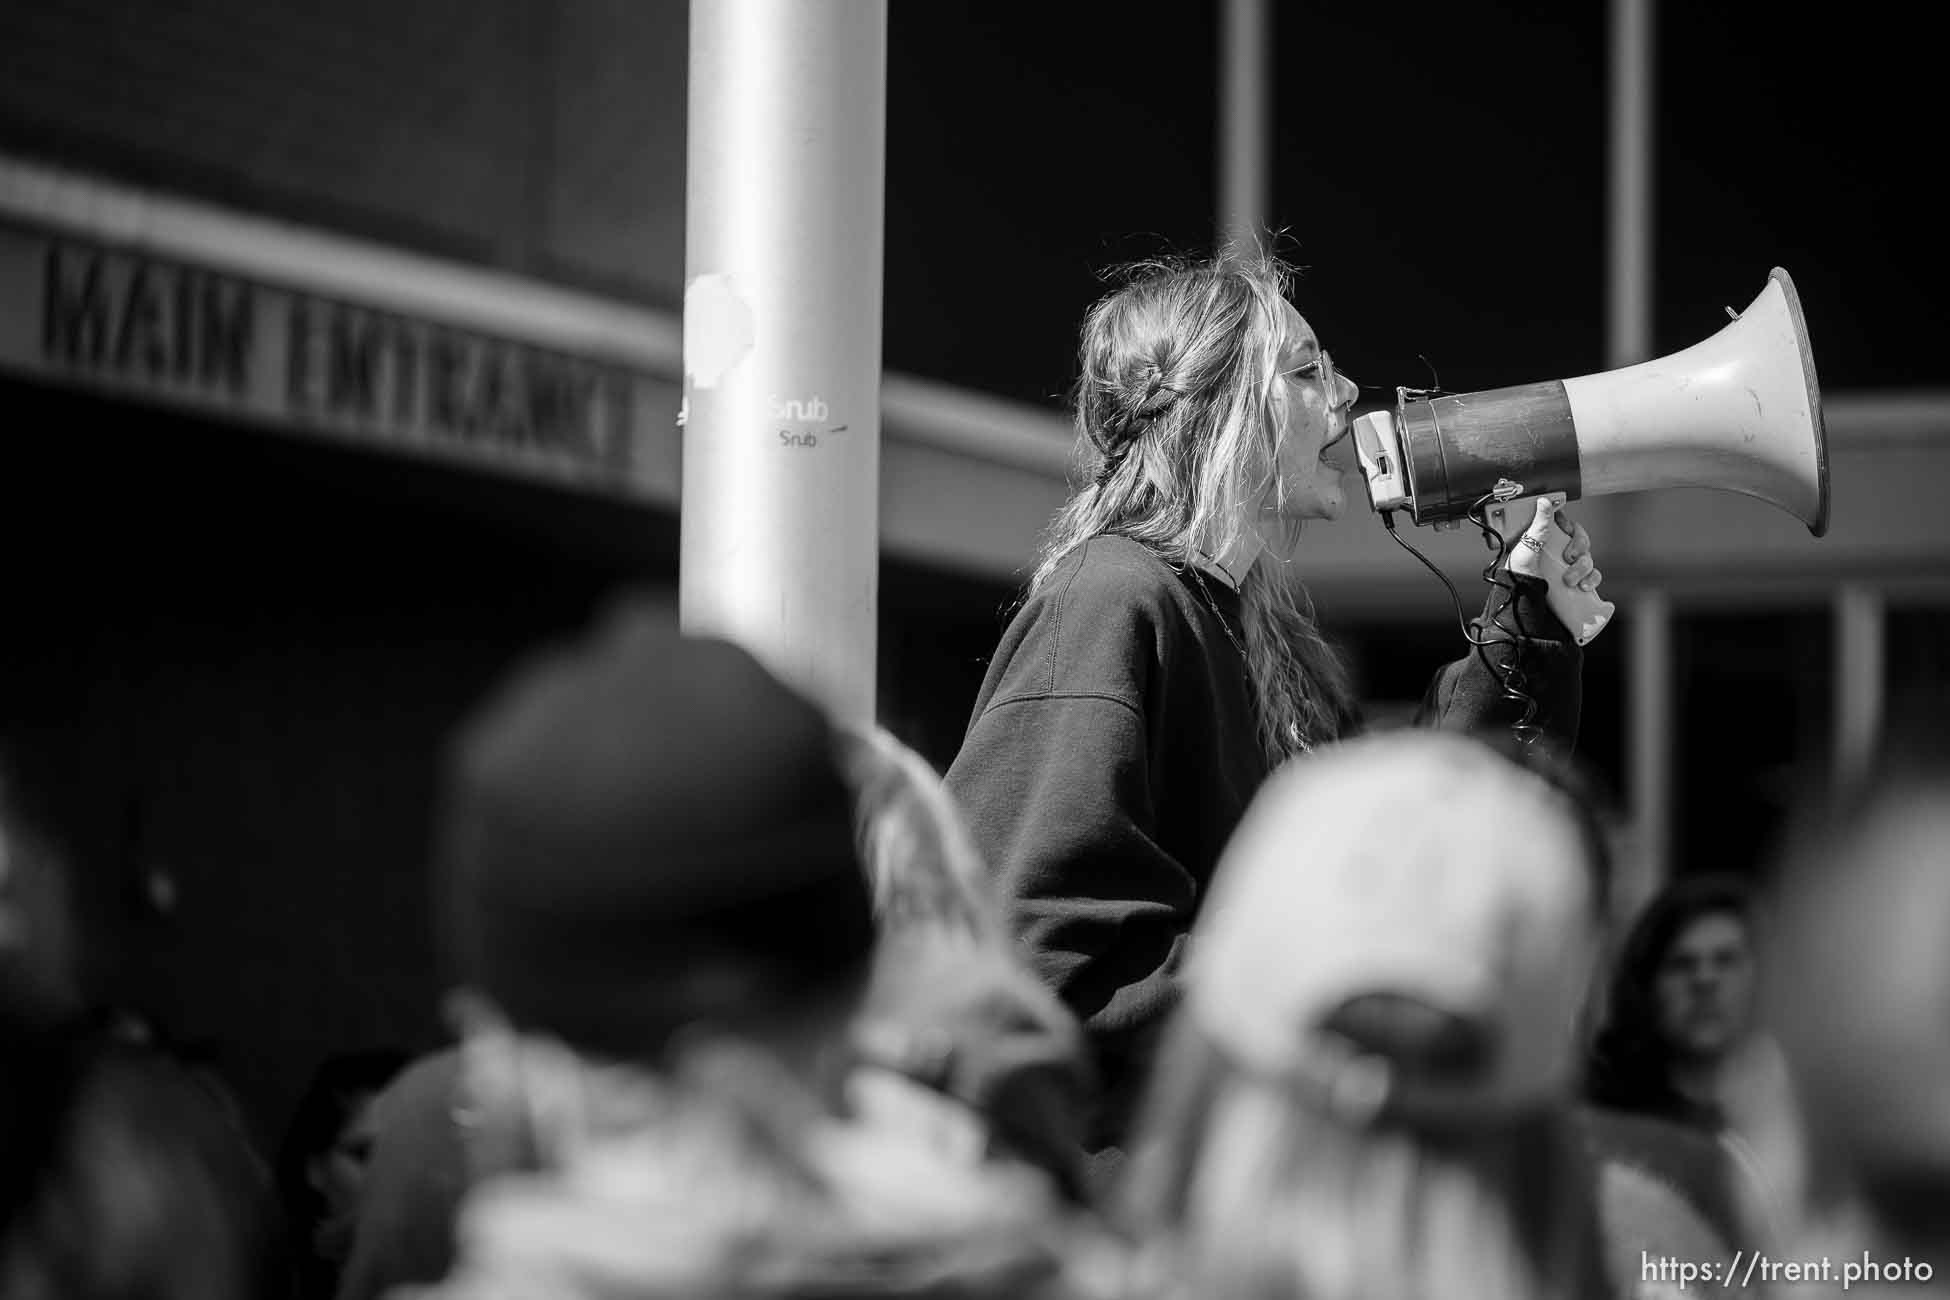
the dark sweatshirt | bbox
[944,534,1581,1148]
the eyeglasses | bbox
[1284,349,1342,389]
[1279,350,1357,407]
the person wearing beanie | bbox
[339,607,871,1300]
[402,604,1097,1300]
[436,602,876,1065]
[1117,730,1617,1300]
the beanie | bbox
[434,601,873,1061]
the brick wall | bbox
[0,0,689,304]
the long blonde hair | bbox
[1119,1017,1604,1300]
[1032,251,1353,761]
[832,724,1006,950]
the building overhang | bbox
[0,150,1074,583]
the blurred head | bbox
[1,1043,287,1300]
[2,762,89,1272]
[273,1048,409,1262]
[1587,876,1756,1116]
[1122,731,1609,1300]
[431,708,1079,1300]
[2,793,284,1300]
[1037,250,1358,760]
[0,763,77,1030]
[1763,726,1950,1254]
[432,601,874,1162]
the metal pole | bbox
[1610,0,1664,903]
[680,0,887,724]
[1217,0,1269,253]
[1606,0,1654,368]
[1834,584,1885,785]
[1627,588,1673,898]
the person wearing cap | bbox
[1116,730,1615,1300]
[943,251,1599,1175]
[398,605,1096,1300]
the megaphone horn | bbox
[1351,267,1830,537]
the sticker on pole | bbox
[683,273,754,391]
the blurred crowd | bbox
[2,598,1945,1300]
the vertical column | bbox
[1606,0,1654,368]
[680,0,887,724]
[1626,589,1673,907]
[1834,584,1885,784]
[1610,0,1664,909]
[1217,0,1269,253]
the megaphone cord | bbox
[1379,506,1546,748]
[1465,496,1545,747]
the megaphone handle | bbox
[1536,567,1616,648]
[1496,496,1616,648]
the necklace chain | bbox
[1187,559,1250,668]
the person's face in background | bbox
[1268,302,1358,526]
[1653,911,1756,1064]
[308,1090,382,1259]
[0,804,78,1022]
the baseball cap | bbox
[1185,730,1600,1127]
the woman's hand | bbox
[1552,508,1601,593]
[1511,500,1613,646]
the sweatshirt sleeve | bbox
[1418,573,1583,751]
[945,690,1195,1053]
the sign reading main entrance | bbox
[1,226,669,498]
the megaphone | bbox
[1351,267,1830,539]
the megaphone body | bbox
[1351,267,1830,538]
